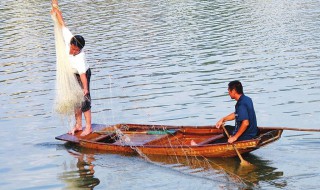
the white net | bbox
[52,14,84,115]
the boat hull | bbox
[56,123,283,158]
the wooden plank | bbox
[197,134,225,145]
[55,124,108,143]
[113,134,167,146]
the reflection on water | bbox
[68,140,285,189]
[147,154,285,189]
[1,0,320,189]
[58,145,100,189]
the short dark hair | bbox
[70,35,85,49]
[228,80,243,94]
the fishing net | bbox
[51,14,83,115]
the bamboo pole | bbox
[258,126,320,132]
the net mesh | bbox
[52,14,83,115]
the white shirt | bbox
[62,27,89,74]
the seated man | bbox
[216,80,258,143]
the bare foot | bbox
[80,127,92,136]
[190,140,197,146]
[68,124,83,135]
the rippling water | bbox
[1,0,320,189]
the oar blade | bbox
[240,159,253,167]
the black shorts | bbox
[75,69,91,112]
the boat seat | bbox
[197,134,225,145]
[112,134,169,146]
[91,134,112,142]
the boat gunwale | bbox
[79,128,283,148]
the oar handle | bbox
[222,125,231,138]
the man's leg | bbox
[81,109,92,136]
[68,108,83,135]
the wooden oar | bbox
[221,125,252,166]
[259,126,320,132]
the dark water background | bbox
[1,0,320,189]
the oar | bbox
[221,125,252,166]
[258,126,320,132]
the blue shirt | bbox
[234,94,258,140]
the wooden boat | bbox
[56,123,283,158]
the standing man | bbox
[216,81,258,143]
[51,0,92,136]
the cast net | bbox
[51,14,83,115]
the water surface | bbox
[1,0,320,189]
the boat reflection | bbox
[146,154,285,189]
[58,144,100,189]
[61,142,285,189]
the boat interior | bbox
[93,128,228,146]
[87,125,282,147]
